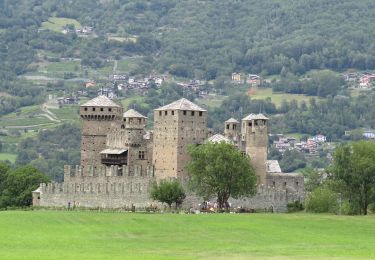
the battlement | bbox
[63,164,155,181]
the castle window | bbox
[284,182,287,187]
[139,151,145,160]
[199,111,202,116]
[296,182,299,186]
[100,108,103,111]
[226,124,229,130]
[121,124,125,129]
[92,107,96,111]
[191,111,195,116]
[273,181,275,187]
[84,107,87,111]
[248,122,251,127]
[172,111,175,115]
[138,118,141,124]
[183,110,187,115]
[159,111,162,116]
[233,124,237,130]
[109,108,112,112]
[165,111,168,115]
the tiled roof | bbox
[81,96,121,107]
[206,134,231,144]
[155,98,206,111]
[225,118,239,123]
[123,109,147,118]
[242,113,269,121]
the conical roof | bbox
[123,109,147,118]
[81,95,121,107]
[155,98,206,111]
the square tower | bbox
[80,96,123,168]
[241,113,269,184]
[153,98,207,180]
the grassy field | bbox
[197,94,226,108]
[41,17,82,32]
[0,153,17,163]
[248,88,318,107]
[117,57,141,72]
[0,211,374,259]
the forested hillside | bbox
[2,0,375,84]
[2,0,375,176]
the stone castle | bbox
[33,96,304,211]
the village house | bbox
[231,73,242,84]
[247,74,263,87]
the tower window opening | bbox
[84,107,88,111]
[226,124,230,129]
[109,108,112,112]
[233,124,237,130]
[191,111,195,116]
[159,111,162,116]
[165,111,168,115]
[199,111,202,116]
[138,151,145,160]
[172,111,175,115]
[100,108,103,111]
[92,107,96,111]
[183,110,187,115]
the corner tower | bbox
[80,96,122,168]
[153,98,207,180]
[241,113,269,184]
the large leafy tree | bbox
[331,141,375,215]
[0,165,49,208]
[186,142,257,209]
[150,179,186,209]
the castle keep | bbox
[33,96,304,211]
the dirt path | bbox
[41,103,61,123]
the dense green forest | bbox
[2,0,375,85]
[2,0,375,176]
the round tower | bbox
[224,118,240,145]
[241,113,269,184]
[120,109,147,145]
[80,96,123,168]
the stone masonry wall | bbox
[36,166,304,212]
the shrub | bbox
[305,187,338,213]
[287,201,304,212]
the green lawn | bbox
[0,211,374,259]
[0,153,17,163]
[249,88,318,107]
[41,17,82,32]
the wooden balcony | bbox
[101,157,128,166]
